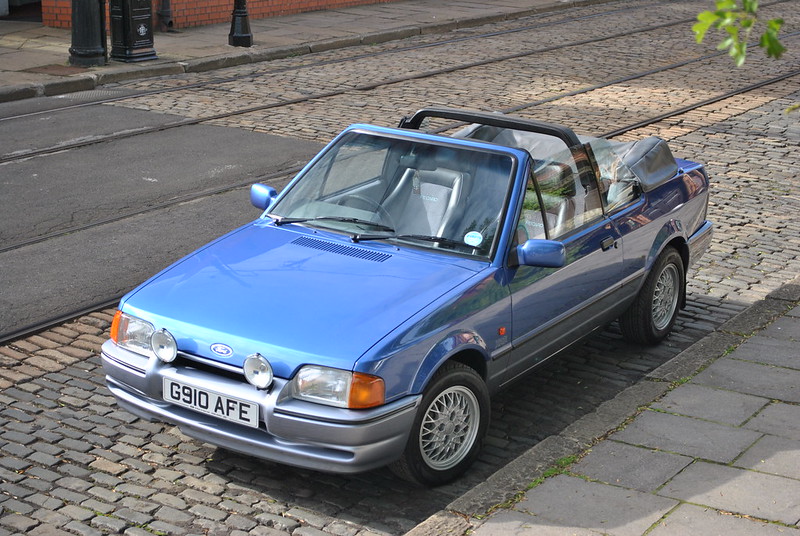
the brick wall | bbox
[42,0,69,27]
[42,0,394,29]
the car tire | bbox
[620,246,684,345]
[389,361,489,486]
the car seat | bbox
[383,166,465,237]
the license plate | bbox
[163,378,259,428]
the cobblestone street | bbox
[2,0,800,534]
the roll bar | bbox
[398,107,582,149]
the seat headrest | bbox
[417,168,463,188]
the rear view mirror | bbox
[250,183,278,210]
[515,239,566,268]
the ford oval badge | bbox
[210,343,233,357]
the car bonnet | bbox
[120,221,482,378]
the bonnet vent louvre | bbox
[291,237,392,262]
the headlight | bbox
[151,329,177,363]
[111,311,177,363]
[292,365,384,409]
[111,310,154,356]
[243,353,273,389]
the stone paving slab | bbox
[744,402,800,441]
[728,335,800,369]
[759,315,800,341]
[734,435,800,480]
[650,383,769,426]
[692,356,800,403]
[659,460,800,525]
[472,509,602,536]
[648,504,800,536]
[572,441,692,493]
[609,408,763,463]
[509,475,678,536]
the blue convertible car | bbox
[102,108,712,485]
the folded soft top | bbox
[454,124,678,192]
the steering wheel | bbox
[336,194,397,231]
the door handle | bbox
[600,236,617,251]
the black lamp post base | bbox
[228,0,252,47]
[69,46,107,66]
[69,0,107,67]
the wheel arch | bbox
[411,330,490,395]
[660,235,690,309]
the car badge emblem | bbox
[210,343,233,357]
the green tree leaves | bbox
[693,0,785,66]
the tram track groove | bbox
[3,22,797,166]
[3,69,798,344]
[3,0,793,132]
[2,45,797,254]
[0,0,712,123]
[2,0,797,343]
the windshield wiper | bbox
[273,216,394,232]
[352,233,466,248]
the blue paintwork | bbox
[102,117,712,474]
[516,239,566,268]
[249,183,277,210]
[120,222,486,386]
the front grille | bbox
[174,353,245,383]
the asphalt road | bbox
[0,96,322,337]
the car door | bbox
[502,147,624,385]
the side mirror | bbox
[515,239,566,268]
[250,183,278,210]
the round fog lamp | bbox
[244,353,273,390]
[151,329,177,363]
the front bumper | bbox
[101,340,419,473]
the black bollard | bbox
[109,0,158,62]
[228,0,252,47]
[69,0,107,66]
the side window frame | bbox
[527,145,605,242]
[583,140,641,214]
[513,163,550,245]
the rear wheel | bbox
[620,247,684,344]
[390,362,489,486]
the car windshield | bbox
[269,131,516,258]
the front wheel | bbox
[619,246,685,345]
[390,362,489,486]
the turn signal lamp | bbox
[110,310,123,343]
[349,372,385,409]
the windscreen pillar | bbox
[109,0,158,62]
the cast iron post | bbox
[109,0,158,62]
[69,0,107,66]
[228,0,252,47]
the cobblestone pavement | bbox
[2,0,800,534]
